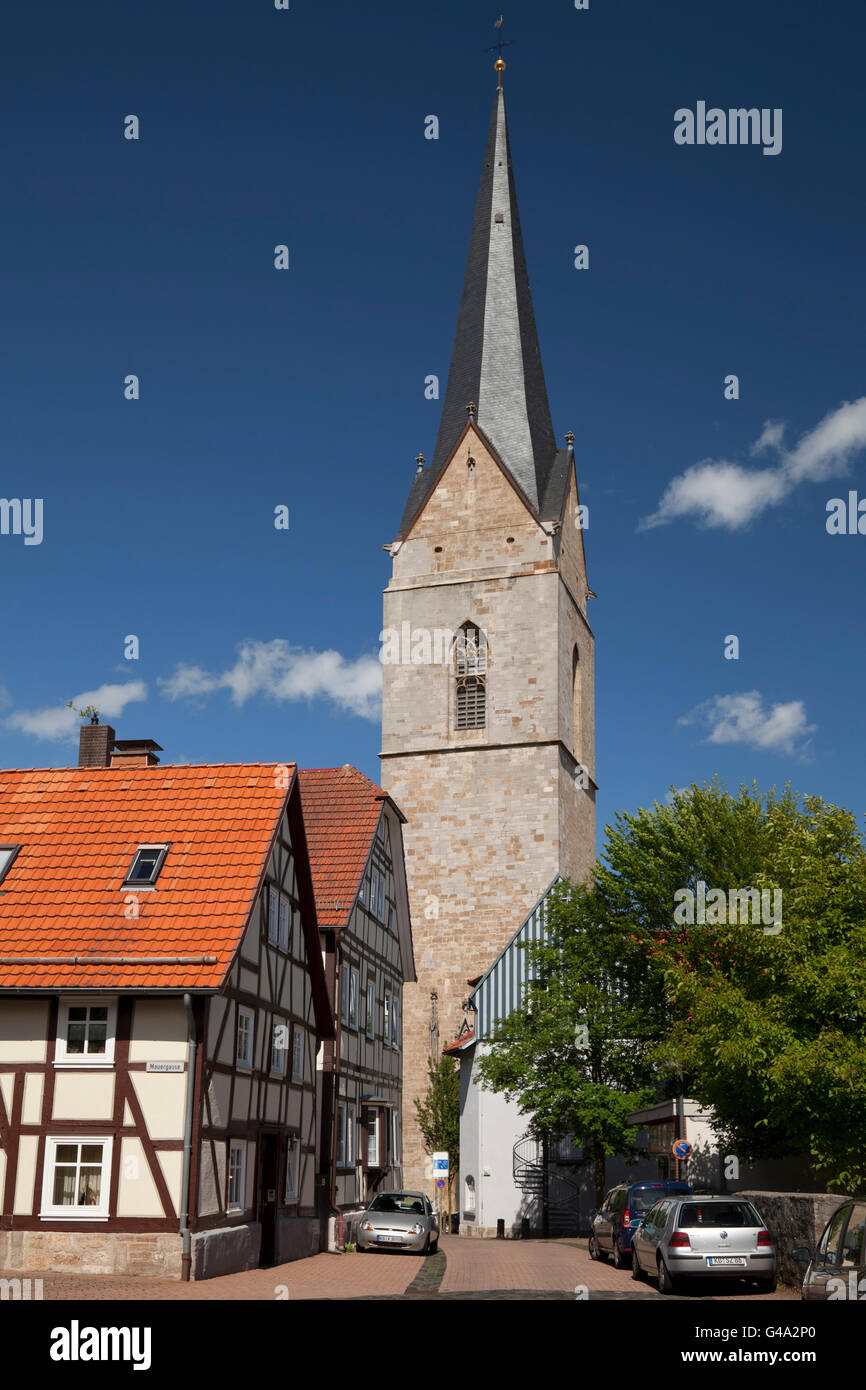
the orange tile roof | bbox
[443,1028,475,1054]
[297,766,386,926]
[0,764,292,991]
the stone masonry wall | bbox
[382,430,596,1194]
[0,1229,183,1278]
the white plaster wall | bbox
[0,1001,49,1062]
[52,1071,114,1121]
[116,1137,164,1217]
[128,999,187,1062]
[14,1135,38,1214]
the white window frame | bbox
[391,995,400,1050]
[284,1137,298,1203]
[55,997,117,1068]
[337,1101,347,1167]
[41,1136,113,1220]
[337,1101,356,1169]
[236,1006,254,1070]
[366,1110,380,1169]
[383,990,392,1046]
[365,981,375,1039]
[342,964,359,1031]
[370,867,386,922]
[227,1140,247,1212]
[291,1025,304,1082]
[271,1017,288,1076]
[268,886,280,943]
[392,1111,401,1163]
[268,887,291,952]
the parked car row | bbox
[590,1181,866,1299]
[590,1181,776,1294]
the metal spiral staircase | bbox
[513,1137,586,1236]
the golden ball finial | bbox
[495,57,506,73]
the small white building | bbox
[445,882,655,1237]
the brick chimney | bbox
[110,739,162,768]
[78,717,116,768]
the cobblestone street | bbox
[8,1237,799,1302]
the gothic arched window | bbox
[454,622,487,730]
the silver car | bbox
[357,1191,440,1254]
[631,1194,777,1294]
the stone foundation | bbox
[0,1229,183,1278]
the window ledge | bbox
[53,1060,114,1069]
[40,1213,109,1222]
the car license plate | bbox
[706,1256,747,1267]
[377,1234,403,1244]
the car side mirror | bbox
[792,1246,812,1263]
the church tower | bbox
[380,70,596,1193]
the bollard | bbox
[496,1218,505,1239]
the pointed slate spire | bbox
[430,83,557,510]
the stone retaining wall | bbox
[737,1189,850,1286]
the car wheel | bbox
[755,1276,776,1294]
[631,1247,646,1282]
[613,1239,630,1270]
[588,1233,608,1263]
[658,1257,678,1295]
[422,1235,430,1255]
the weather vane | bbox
[487,15,514,86]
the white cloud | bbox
[8,681,148,742]
[640,460,787,531]
[641,397,866,531]
[159,639,382,722]
[678,690,815,757]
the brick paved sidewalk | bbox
[5,1236,798,1301]
[12,1248,425,1302]
[439,1236,797,1300]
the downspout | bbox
[180,993,197,1281]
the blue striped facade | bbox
[471,878,561,1041]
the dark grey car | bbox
[631,1194,777,1294]
[794,1200,866,1300]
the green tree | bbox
[475,883,663,1205]
[645,788,866,1191]
[414,1055,460,1212]
[475,780,866,1199]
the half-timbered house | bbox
[298,767,415,1233]
[0,723,333,1279]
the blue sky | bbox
[2,0,865,850]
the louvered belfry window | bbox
[455,623,487,730]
